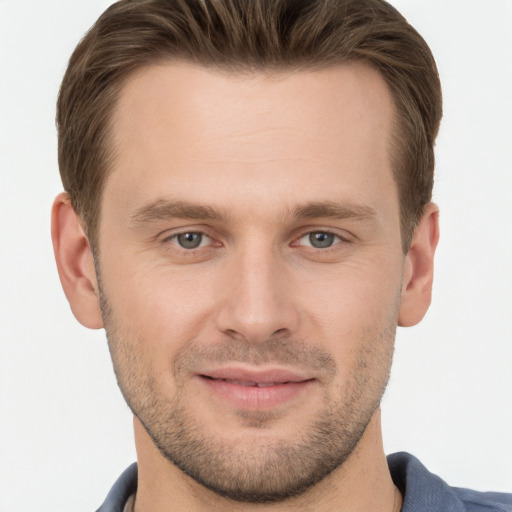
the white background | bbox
[0,1,511,511]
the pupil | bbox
[178,232,202,249]
[310,232,334,248]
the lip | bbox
[197,366,315,410]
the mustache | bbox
[173,336,337,378]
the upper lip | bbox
[199,366,313,384]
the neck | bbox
[132,409,401,512]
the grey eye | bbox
[175,232,205,249]
[308,232,336,248]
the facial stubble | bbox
[97,277,398,503]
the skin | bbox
[52,62,439,512]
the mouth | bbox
[203,378,290,388]
[197,367,315,410]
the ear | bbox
[398,202,440,327]
[51,193,104,329]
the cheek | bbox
[299,259,403,329]
[296,260,402,380]
[103,260,221,362]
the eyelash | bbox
[295,230,347,249]
[163,228,350,251]
[165,231,214,250]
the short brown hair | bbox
[57,0,442,252]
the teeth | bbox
[223,379,281,387]
[223,379,256,386]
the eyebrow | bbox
[292,201,377,221]
[129,198,377,226]
[130,199,229,225]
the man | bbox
[50,0,511,511]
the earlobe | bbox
[398,202,440,327]
[51,193,104,329]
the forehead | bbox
[107,62,397,219]
[112,61,395,153]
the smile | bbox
[197,369,316,410]
[204,377,292,387]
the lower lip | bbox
[199,377,314,410]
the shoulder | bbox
[452,487,512,512]
[388,452,512,512]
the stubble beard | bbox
[135,385,381,503]
[98,282,397,504]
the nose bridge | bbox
[216,239,298,342]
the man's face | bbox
[97,62,406,501]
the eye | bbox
[298,231,342,249]
[170,231,211,249]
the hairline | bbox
[88,57,411,254]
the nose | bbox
[214,244,300,343]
